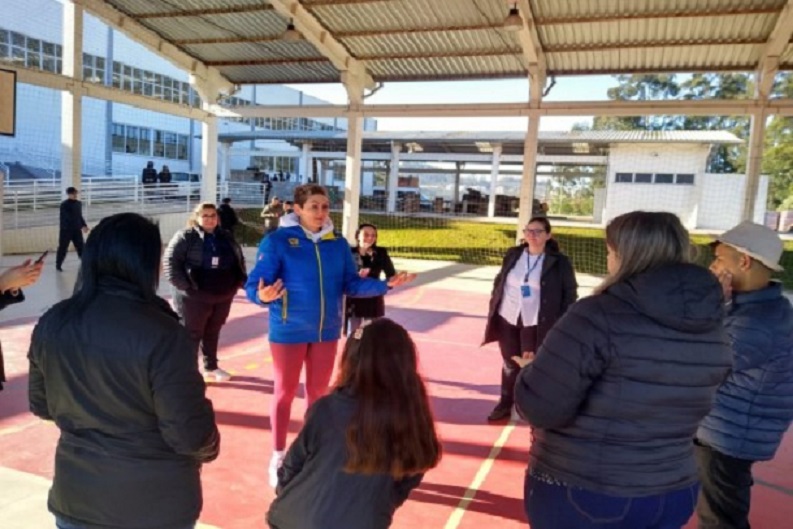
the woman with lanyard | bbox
[164,202,247,382]
[481,216,578,422]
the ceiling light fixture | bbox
[503,4,523,31]
[282,21,303,42]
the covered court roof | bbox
[217,129,742,155]
[90,0,793,87]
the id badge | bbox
[211,256,220,269]
[521,284,532,298]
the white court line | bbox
[443,419,518,529]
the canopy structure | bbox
[5,0,793,237]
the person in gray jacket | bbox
[514,211,732,529]
[695,221,793,529]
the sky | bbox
[287,76,618,132]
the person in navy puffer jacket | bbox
[696,221,793,529]
[245,184,415,489]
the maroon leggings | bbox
[269,341,338,450]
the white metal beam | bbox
[267,0,376,90]
[487,144,503,217]
[515,0,547,105]
[215,99,793,119]
[756,0,793,99]
[342,82,365,241]
[62,2,83,192]
[742,110,768,222]
[517,117,540,238]
[76,0,236,99]
[387,142,401,213]
[7,65,213,121]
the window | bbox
[125,125,140,154]
[26,37,41,69]
[176,134,189,160]
[139,128,151,156]
[615,172,633,183]
[133,68,143,95]
[655,173,674,184]
[112,61,122,88]
[111,123,125,153]
[11,32,25,64]
[163,132,177,159]
[635,173,652,183]
[0,29,9,59]
[153,130,165,157]
[676,173,695,185]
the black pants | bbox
[56,229,84,268]
[495,315,538,409]
[694,439,755,529]
[174,292,234,371]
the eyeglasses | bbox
[523,228,546,236]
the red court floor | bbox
[1,284,791,528]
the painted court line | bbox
[443,419,518,529]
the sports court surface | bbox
[1,253,791,529]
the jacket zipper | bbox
[281,290,288,323]
[314,243,325,341]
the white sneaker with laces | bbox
[204,368,232,382]
[269,450,285,488]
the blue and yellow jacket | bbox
[245,217,388,344]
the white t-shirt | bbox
[498,251,544,327]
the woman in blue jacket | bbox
[245,184,414,488]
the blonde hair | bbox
[596,211,690,294]
[186,202,217,228]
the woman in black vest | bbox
[346,223,397,333]
[481,216,578,422]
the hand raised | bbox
[258,278,285,303]
[0,259,43,292]
[387,271,417,288]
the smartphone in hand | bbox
[35,250,49,264]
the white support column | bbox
[387,142,401,213]
[61,1,83,194]
[201,110,218,204]
[487,144,503,218]
[301,142,313,183]
[517,117,540,240]
[742,109,767,223]
[453,162,462,213]
[220,143,232,183]
[341,78,364,242]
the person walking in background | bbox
[0,257,44,391]
[513,211,732,529]
[346,223,397,333]
[695,221,793,529]
[481,216,577,422]
[245,184,415,489]
[266,318,441,529]
[55,187,88,272]
[29,213,219,529]
[141,160,157,185]
[164,203,247,382]
[260,196,284,236]
[217,197,239,236]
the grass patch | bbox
[235,209,793,288]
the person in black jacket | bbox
[164,202,247,382]
[0,257,43,390]
[55,187,88,272]
[346,223,397,333]
[267,318,441,529]
[28,212,219,529]
[481,216,578,422]
[217,197,239,236]
[514,211,732,529]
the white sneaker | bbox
[269,450,285,488]
[204,368,232,382]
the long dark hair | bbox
[66,213,162,320]
[335,318,441,478]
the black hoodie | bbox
[515,263,732,497]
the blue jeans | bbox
[525,473,699,529]
[56,516,195,529]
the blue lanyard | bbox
[524,253,543,283]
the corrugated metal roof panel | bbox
[104,0,272,17]
[217,62,340,84]
[529,0,786,20]
[343,29,520,59]
[185,41,324,63]
[308,0,505,33]
[548,44,761,74]
[141,11,284,42]
[366,55,527,81]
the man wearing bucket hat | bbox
[695,221,793,529]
